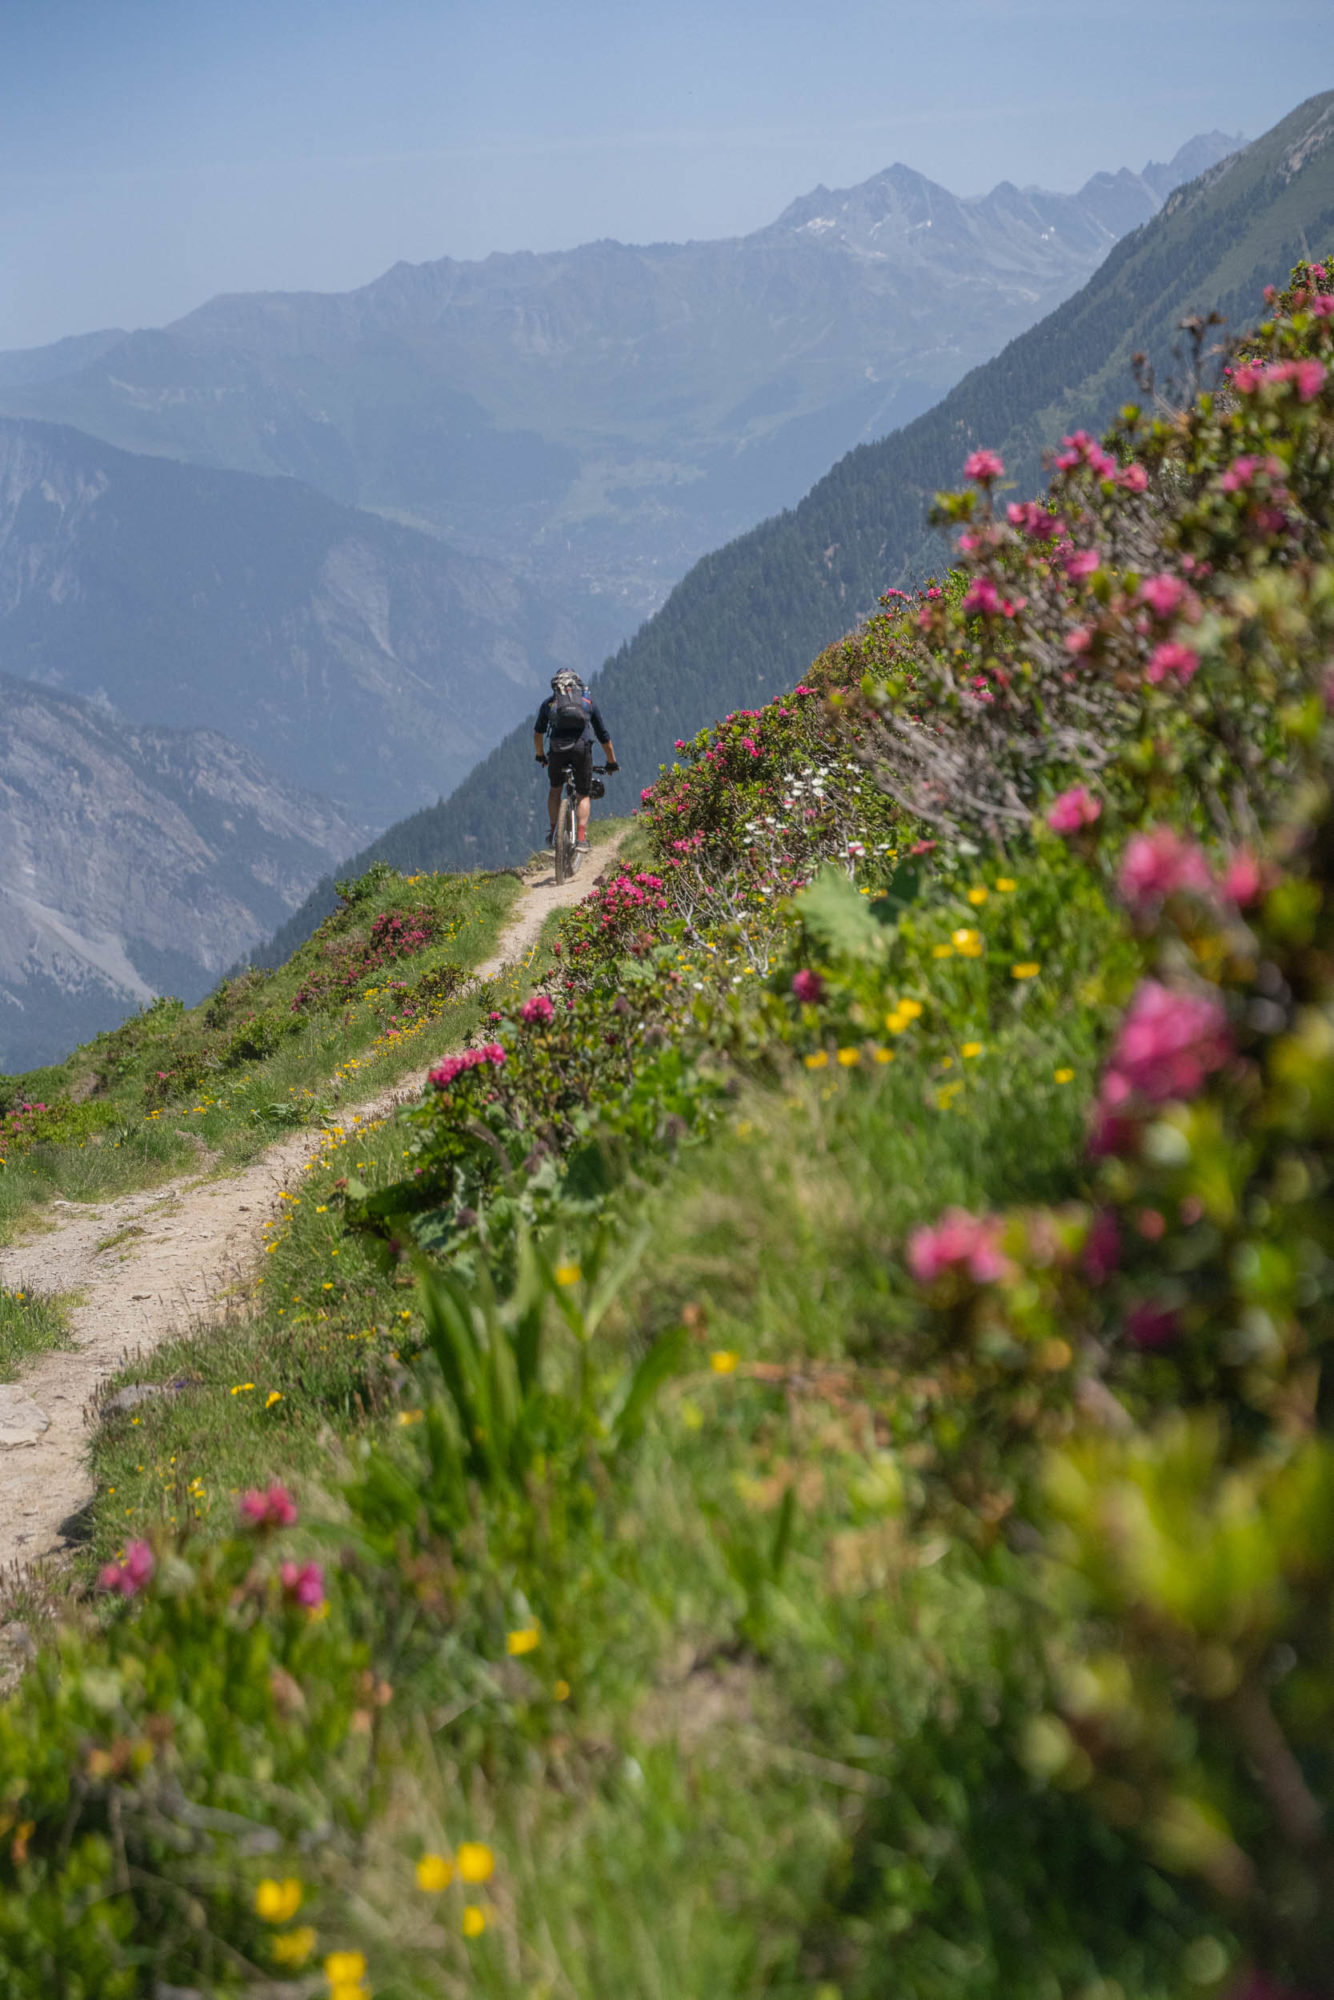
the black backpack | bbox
[548,686,589,739]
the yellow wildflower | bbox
[255,1877,302,1924]
[872,1047,894,1064]
[966,887,988,906]
[996,877,1017,892]
[462,1907,487,1938]
[324,1952,366,1984]
[506,1626,540,1656]
[1012,962,1041,980]
[554,1264,581,1286]
[953,928,984,957]
[961,1042,983,1059]
[457,1842,495,1885]
[265,1391,283,1409]
[804,1050,829,1069]
[710,1350,739,1374]
[931,943,954,959]
[415,1852,454,1891]
[230,1383,255,1396]
[272,1926,317,1967]
[1054,1067,1075,1084]
[554,1679,571,1701]
[836,1047,860,1066]
[898,998,923,1020]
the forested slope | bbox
[262,88,1334,931]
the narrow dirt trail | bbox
[0,839,624,1572]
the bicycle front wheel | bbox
[554,795,576,883]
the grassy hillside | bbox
[0,251,1332,1995]
[0,864,521,1244]
[266,88,1334,907]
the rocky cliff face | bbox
[0,672,365,1073]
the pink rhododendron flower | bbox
[1234,358,1326,401]
[99,1540,155,1598]
[962,577,1024,618]
[1125,1302,1180,1350]
[791,969,824,1005]
[428,1044,506,1089]
[963,448,1004,482]
[1138,573,1192,620]
[520,993,554,1025]
[907,1209,1008,1285]
[1145,641,1200,685]
[1103,979,1230,1105]
[1222,849,1265,907]
[1082,1209,1121,1284]
[1047,786,1102,834]
[240,1483,299,1529]
[1064,547,1101,581]
[1220,453,1285,492]
[280,1561,325,1610]
[1064,626,1094,655]
[1118,462,1149,493]
[1118,827,1212,906]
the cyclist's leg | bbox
[547,747,572,830]
[572,745,594,841]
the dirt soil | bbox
[0,840,624,1574]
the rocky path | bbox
[0,840,623,1573]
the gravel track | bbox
[0,840,623,1573]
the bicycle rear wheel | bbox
[554,795,576,883]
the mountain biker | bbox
[533,672,618,850]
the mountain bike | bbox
[553,765,609,884]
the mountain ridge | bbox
[0,132,1239,629]
[0,672,366,1072]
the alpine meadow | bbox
[2,63,1334,2000]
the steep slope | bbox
[0,420,624,825]
[0,674,364,1072]
[0,137,1235,620]
[284,90,1331,896]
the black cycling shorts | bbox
[546,740,593,797]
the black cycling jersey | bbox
[535,693,611,748]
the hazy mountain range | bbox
[0,131,1237,623]
[0,673,364,1073]
[0,418,623,825]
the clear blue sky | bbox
[1,0,1329,350]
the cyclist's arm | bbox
[534,699,551,764]
[533,729,547,763]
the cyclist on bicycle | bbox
[533,672,618,850]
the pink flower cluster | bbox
[98,1540,155,1598]
[1100,979,1231,1113]
[791,969,824,1004]
[520,993,554,1025]
[1138,573,1197,621]
[1220,453,1285,492]
[280,1560,325,1609]
[908,1208,1008,1286]
[1046,786,1101,834]
[240,1482,299,1528]
[1145,640,1200,685]
[963,448,1005,483]
[962,577,1025,619]
[1007,500,1059,537]
[1054,430,1119,480]
[428,1044,506,1090]
[1118,828,1212,907]
[1232,358,1326,402]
